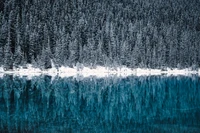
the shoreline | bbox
[0,65,200,79]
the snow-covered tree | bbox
[4,31,13,70]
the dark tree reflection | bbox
[0,76,200,133]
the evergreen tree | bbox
[4,31,13,70]
[39,44,52,69]
[13,44,23,67]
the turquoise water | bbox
[0,75,200,133]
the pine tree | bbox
[4,31,13,70]
[54,39,64,67]
[13,44,23,67]
[96,37,104,66]
[39,44,52,69]
[0,46,3,65]
[0,14,6,65]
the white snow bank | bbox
[0,65,199,79]
[164,68,197,76]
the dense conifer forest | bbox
[0,0,200,70]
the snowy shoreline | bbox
[0,64,200,79]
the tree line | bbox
[0,0,200,70]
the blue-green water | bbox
[0,75,200,133]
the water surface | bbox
[0,75,200,133]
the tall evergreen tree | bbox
[4,31,13,70]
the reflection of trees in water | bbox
[0,76,200,132]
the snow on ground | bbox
[164,68,196,76]
[0,65,199,79]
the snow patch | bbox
[164,68,197,76]
[198,69,200,75]
[0,65,199,79]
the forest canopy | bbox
[0,0,200,69]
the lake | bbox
[0,75,200,133]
